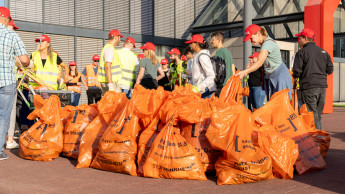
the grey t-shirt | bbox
[139,58,161,79]
[261,37,282,74]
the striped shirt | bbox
[0,23,27,87]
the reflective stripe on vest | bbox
[30,51,59,90]
[117,49,137,87]
[67,72,81,93]
[98,44,122,83]
[85,64,101,88]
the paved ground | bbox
[1,107,345,194]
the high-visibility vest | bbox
[98,44,122,83]
[169,61,187,86]
[30,51,59,90]
[85,64,101,88]
[67,72,81,94]
[117,49,137,87]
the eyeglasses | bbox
[94,60,99,62]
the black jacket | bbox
[293,42,333,90]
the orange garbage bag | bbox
[137,115,165,176]
[60,105,76,125]
[206,103,273,185]
[299,104,316,131]
[219,75,246,104]
[252,89,326,174]
[252,126,299,179]
[19,95,63,161]
[142,117,207,180]
[76,92,126,168]
[63,104,99,159]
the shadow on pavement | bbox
[293,148,345,193]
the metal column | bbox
[243,0,252,70]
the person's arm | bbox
[59,62,69,83]
[326,53,334,75]
[136,67,145,85]
[13,35,30,67]
[196,55,216,93]
[236,49,268,79]
[105,62,113,84]
[232,64,236,75]
[292,52,303,79]
[81,68,88,90]
[157,66,165,81]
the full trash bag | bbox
[19,95,63,161]
[206,103,273,185]
[252,89,326,174]
[300,104,331,157]
[137,115,165,176]
[63,104,99,159]
[251,126,299,179]
[60,105,76,125]
[142,116,207,180]
[219,75,247,104]
[91,85,166,176]
[76,92,126,168]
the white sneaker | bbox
[6,140,19,149]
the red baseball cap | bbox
[35,35,51,43]
[8,19,19,30]
[92,55,100,61]
[161,59,168,65]
[167,48,181,55]
[185,34,205,44]
[249,52,259,58]
[0,7,11,18]
[140,42,155,51]
[295,28,315,39]
[108,29,124,38]
[69,61,77,66]
[125,37,136,48]
[243,24,261,42]
[181,55,187,61]
[137,54,144,60]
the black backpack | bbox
[198,53,227,86]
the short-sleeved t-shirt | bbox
[215,47,234,86]
[261,37,282,74]
[139,58,161,80]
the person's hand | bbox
[246,63,252,69]
[236,70,248,79]
[84,85,88,91]
[68,77,73,82]
[293,78,298,89]
[108,83,115,91]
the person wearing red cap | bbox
[237,24,293,100]
[116,37,139,98]
[66,61,82,106]
[7,19,19,30]
[30,34,69,90]
[167,48,187,89]
[185,34,216,99]
[211,32,235,88]
[158,58,171,91]
[98,29,123,94]
[81,55,102,105]
[0,6,30,160]
[182,46,194,84]
[293,28,333,130]
[136,42,165,89]
[137,54,145,61]
[247,52,266,111]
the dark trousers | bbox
[87,88,102,105]
[301,88,327,130]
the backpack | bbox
[198,53,227,86]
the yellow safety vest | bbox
[30,51,59,90]
[85,64,101,88]
[98,44,122,83]
[117,49,137,87]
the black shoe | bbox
[0,153,9,160]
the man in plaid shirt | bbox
[0,7,30,160]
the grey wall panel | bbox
[45,0,74,26]
[16,31,42,55]
[131,0,154,35]
[76,0,103,30]
[176,0,194,39]
[104,0,130,33]
[9,0,43,23]
[154,0,174,38]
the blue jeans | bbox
[249,86,266,110]
[201,87,215,99]
[71,92,81,106]
[121,89,132,99]
[0,83,16,153]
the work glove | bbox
[192,85,199,93]
[108,83,115,91]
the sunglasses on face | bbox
[94,60,99,62]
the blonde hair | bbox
[147,50,158,65]
[259,27,267,37]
